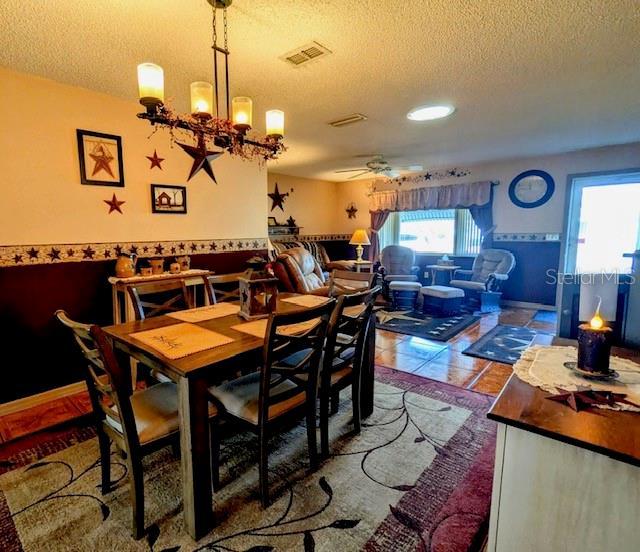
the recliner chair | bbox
[449,248,515,296]
[377,245,420,299]
[272,247,330,296]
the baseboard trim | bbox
[501,300,556,311]
[0,381,86,416]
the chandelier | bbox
[136,0,285,182]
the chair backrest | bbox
[328,269,375,296]
[259,299,335,426]
[322,286,380,383]
[202,271,249,304]
[127,279,193,320]
[380,245,416,275]
[272,247,326,293]
[55,310,138,447]
[470,248,516,282]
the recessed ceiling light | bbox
[407,105,455,121]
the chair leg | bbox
[330,389,340,415]
[210,423,220,491]
[126,454,145,540]
[97,431,111,495]
[259,428,269,508]
[320,385,330,458]
[306,399,318,471]
[352,376,362,434]
[170,440,180,459]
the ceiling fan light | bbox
[407,105,454,121]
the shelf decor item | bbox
[349,229,371,262]
[577,298,613,374]
[135,0,285,178]
[238,257,279,320]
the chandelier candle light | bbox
[577,297,613,374]
[135,0,285,177]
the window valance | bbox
[369,180,495,213]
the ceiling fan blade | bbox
[334,168,369,173]
[392,164,424,171]
[347,170,373,179]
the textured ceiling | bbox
[1,0,639,181]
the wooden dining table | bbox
[102,293,376,540]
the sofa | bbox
[270,240,356,274]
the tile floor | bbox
[0,307,556,447]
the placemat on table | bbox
[281,295,331,308]
[231,318,320,338]
[167,303,240,322]
[130,323,234,359]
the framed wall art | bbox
[76,129,124,186]
[151,184,187,214]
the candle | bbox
[577,298,613,373]
[190,81,214,118]
[232,97,253,131]
[137,63,164,109]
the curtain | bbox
[468,185,495,248]
[369,210,390,261]
[378,212,399,252]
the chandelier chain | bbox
[223,7,228,51]
[212,3,217,48]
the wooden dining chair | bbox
[207,299,335,507]
[319,286,380,457]
[202,271,248,304]
[328,269,376,296]
[126,279,193,321]
[56,310,216,539]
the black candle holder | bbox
[577,324,613,373]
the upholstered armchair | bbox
[272,247,330,296]
[449,248,515,294]
[376,245,420,299]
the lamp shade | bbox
[137,63,164,106]
[266,109,285,138]
[349,229,370,246]
[190,81,213,117]
[232,96,253,130]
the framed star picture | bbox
[77,129,124,186]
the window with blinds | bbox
[397,209,481,255]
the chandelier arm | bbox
[224,7,230,119]
[212,4,219,118]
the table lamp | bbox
[349,229,370,262]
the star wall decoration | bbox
[346,203,358,219]
[146,149,165,170]
[268,182,289,212]
[89,143,115,177]
[177,141,223,183]
[104,194,125,214]
[286,215,297,227]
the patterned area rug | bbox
[0,367,495,552]
[462,325,538,364]
[532,310,557,323]
[376,310,480,342]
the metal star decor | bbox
[104,194,125,214]
[89,143,115,177]
[146,149,165,170]
[546,387,640,412]
[177,140,223,183]
[286,216,297,227]
[268,182,289,212]
[346,203,358,219]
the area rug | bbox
[532,310,557,323]
[376,309,480,342]
[462,325,538,364]
[0,366,496,552]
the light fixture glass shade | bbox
[137,63,164,105]
[190,81,214,117]
[266,109,285,138]
[349,229,371,245]
[232,96,253,129]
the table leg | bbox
[361,312,376,417]
[112,286,121,324]
[178,376,214,540]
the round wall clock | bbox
[508,170,555,208]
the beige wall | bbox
[267,173,343,235]
[334,142,640,235]
[0,66,267,246]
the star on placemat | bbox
[177,141,223,183]
[546,387,638,412]
[146,149,164,170]
[376,310,425,325]
[104,194,125,214]
[268,182,289,212]
[90,144,115,177]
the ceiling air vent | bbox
[282,41,332,66]
[328,113,368,128]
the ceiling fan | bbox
[334,155,423,179]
